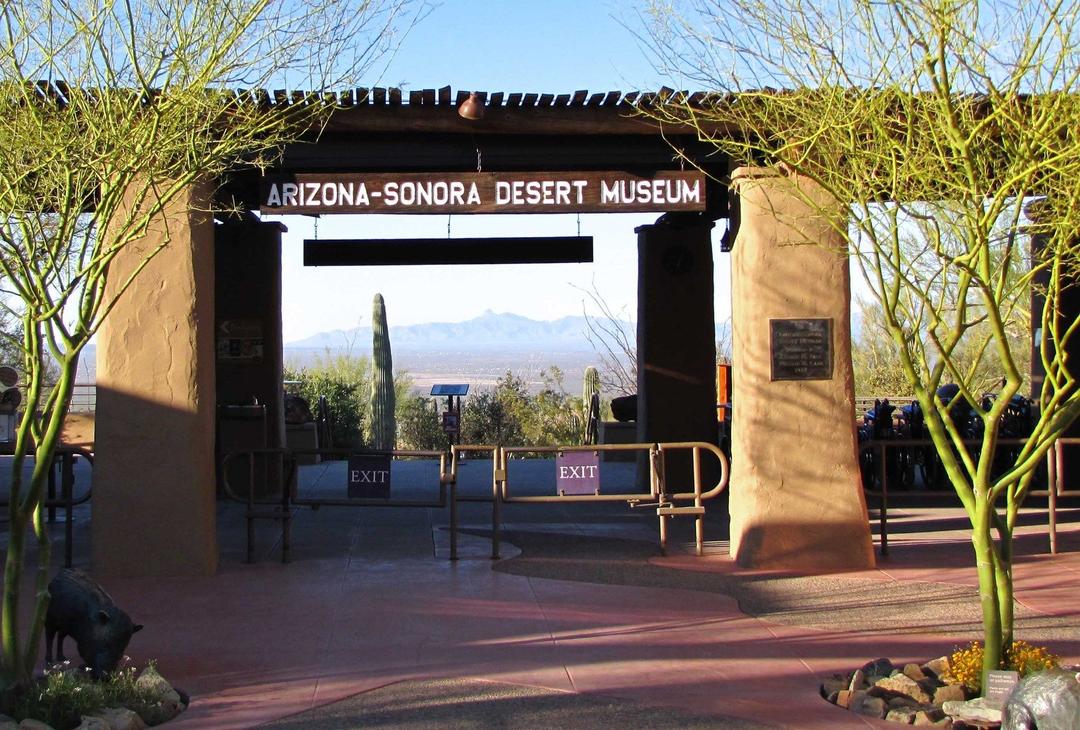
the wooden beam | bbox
[304,237,595,266]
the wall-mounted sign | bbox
[770,318,833,381]
[556,451,600,496]
[216,319,264,363]
[347,454,392,499]
[260,171,706,215]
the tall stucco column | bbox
[636,217,718,489]
[729,167,874,571]
[92,181,217,577]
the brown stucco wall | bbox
[92,181,218,577]
[729,167,875,571]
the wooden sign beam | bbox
[262,171,705,215]
[304,237,595,266]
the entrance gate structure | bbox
[90,88,874,577]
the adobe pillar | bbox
[729,167,874,571]
[636,217,718,488]
[93,181,218,577]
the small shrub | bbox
[946,640,1060,693]
[10,660,163,730]
[397,395,449,451]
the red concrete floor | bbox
[4,455,1076,729]
[75,498,1077,730]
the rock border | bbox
[821,657,1002,728]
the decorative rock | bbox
[877,674,933,704]
[913,707,947,724]
[886,707,919,724]
[849,669,867,691]
[821,673,849,697]
[863,658,895,677]
[836,690,855,709]
[934,683,968,705]
[133,666,185,725]
[84,708,145,730]
[74,718,110,730]
[889,696,922,710]
[851,693,888,719]
[1001,667,1080,730]
[942,697,1002,725]
[924,657,950,680]
[904,663,928,682]
[18,721,54,730]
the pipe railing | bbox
[859,436,1080,557]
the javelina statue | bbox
[44,568,142,677]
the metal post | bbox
[246,453,256,564]
[281,467,291,564]
[879,442,889,557]
[693,446,704,556]
[62,452,75,567]
[450,475,458,561]
[491,448,502,560]
[1050,440,1061,555]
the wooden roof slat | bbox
[408,90,423,105]
[290,90,306,105]
[554,93,571,106]
[621,91,640,106]
[455,89,470,105]
[338,89,354,107]
[586,92,605,107]
[538,93,555,107]
[421,88,436,105]
[688,91,707,106]
[488,92,504,107]
[389,87,402,105]
[254,88,272,109]
[571,90,588,106]
[373,87,387,105]
[355,88,370,104]
[438,86,451,105]
[273,89,288,106]
[601,91,621,106]
[506,92,523,107]
[522,92,539,106]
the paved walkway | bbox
[2,455,1078,728]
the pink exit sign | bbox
[556,451,600,496]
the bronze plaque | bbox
[770,318,833,381]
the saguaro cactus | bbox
[369,293,396,450]
[582,365,601,444]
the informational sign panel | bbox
[984,670,1020,708]
[441,412,459,434]
[260,171,706,215]
[216,319,264,363]
[770,318,833,381]
[347,454,392,499]
[556,451,600,496]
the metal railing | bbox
[219,446,451,563]
[859,436,1079,556]
[222,441,730,565]
[0,445,93,567]
[450,441,730,560]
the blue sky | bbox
[268,1,733,342]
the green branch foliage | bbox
[642,0,1080,681]
[0,0,421,693]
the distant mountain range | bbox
[286,310,623,352]
[288,310,733,353]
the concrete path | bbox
[1,454,1078,729]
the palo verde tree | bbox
[642,0,1080,681]
[0,0,420,691]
